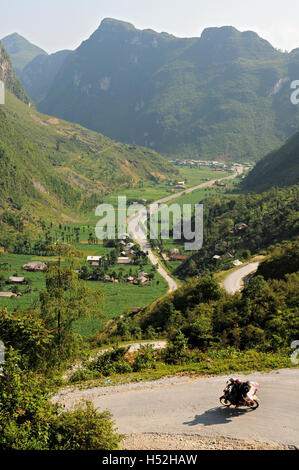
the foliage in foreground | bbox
[0,349,122,450]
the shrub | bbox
[90,347,132,376]
[0,348,122,450]
[69,368,100,383]
[50,402,122,450]
[132,345,157,372]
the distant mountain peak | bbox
[1,33,47,72]
[201,25,239,39]
[99,17,136,32]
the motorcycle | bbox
[220,379,260,410]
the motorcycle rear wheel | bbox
[220,396,231,407]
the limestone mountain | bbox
[19,50,71,103]
[26,18,299,161]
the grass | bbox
[0,253,46,311]
[66,349,297,389]
[178,167,230,188]
[74,272,168,337]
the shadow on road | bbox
[184,407,252,427]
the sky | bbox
[1,0,299,54]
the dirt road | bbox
[54,368,299,448]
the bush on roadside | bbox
[0,348,122,450]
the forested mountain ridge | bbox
[243,130,299,191]
[12,18,299,161]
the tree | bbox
[40,249,103,362]
[164,329,188,364]
[0,309,52,371]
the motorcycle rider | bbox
[228,378,250,407]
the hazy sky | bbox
[1,0,299,54]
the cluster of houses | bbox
[213,253,244,268]
[98,271,151,286]
[212,222,249,268]
[125,271,150,286]
[171,159,232,170]
[118,239,135,264]
[0,276,26,298]
[0,261,48,299]
[171,159,253,173]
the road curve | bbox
[54,368,299,447]
[128,166,244,293]
[224,262,260,295]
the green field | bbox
[0,254,46,310]
[0,251,168,338]
[178,166,230,188]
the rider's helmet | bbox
[236,379,242,385]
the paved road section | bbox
[224,262,260,294]
[55,368,299,447]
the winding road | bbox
[128,165,244,293]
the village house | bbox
[8,276,26,285]
[234,223,248,232]
[138,276,148,285]
[125,243,135,250]
[170,254,188,261]
[119,233,130,240]
[232,260,243,267]
[117,257,132,265]
[23,261,47,272]
[87,256,102,266]
[131,307,140,314]
[0,292,18,298]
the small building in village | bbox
[234,223,248,232]
[232,260,243,267]
[117,257,132,265]
[23,261,47,272]
[0,292,18,298]
[8,276,26,284]
[87,256,102,266]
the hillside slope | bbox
[0,41,30,104]
[243,131,299,191]
[0,41,177,221]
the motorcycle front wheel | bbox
[248,400,259,410]
[220,396,231,407]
